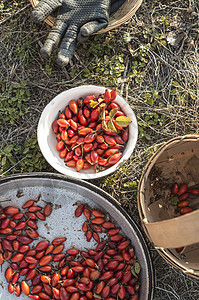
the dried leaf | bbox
[108,120,117,132]
[35,193,41,202]
[16,191,24,198]
[115,116,132,127]
[109,108,118,118]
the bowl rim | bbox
[37,85,138,180]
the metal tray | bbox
[0,173,154,300]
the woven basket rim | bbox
[29,0,143,33]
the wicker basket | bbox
[29,0,143,33]
[138,135,199,279]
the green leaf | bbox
[90,100,99,108]
[172,81,183,89]
[99,103,106,108]
[109,108,118,119]
[101,107,108,130]
[115,116,132,127]
[102,120,108,131]
[144,133,151,140]
[32,139,37,145]
[93,294,102,299]
[131,266,138,278]
[4,145,13,153]
[134,261,141,274]
[23,148,29,154]
[1,156,6,166]
[101,107,106,120]
[108,120,117,132]
[171,196,179,206]
[8,156,16,164]
[98,98,104,104]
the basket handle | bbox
[143,209,199,248]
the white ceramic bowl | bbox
[37,85,138,180]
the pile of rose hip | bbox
[171,184,199,254]
[171,183,199,215]
[0,199,141,300]
[52,89,131,172]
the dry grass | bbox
[0,0,199,299]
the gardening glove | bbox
[32,0,111,66]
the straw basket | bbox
[138,135,199,279]
[29,0,143,33]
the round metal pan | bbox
[0,173,154,300]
